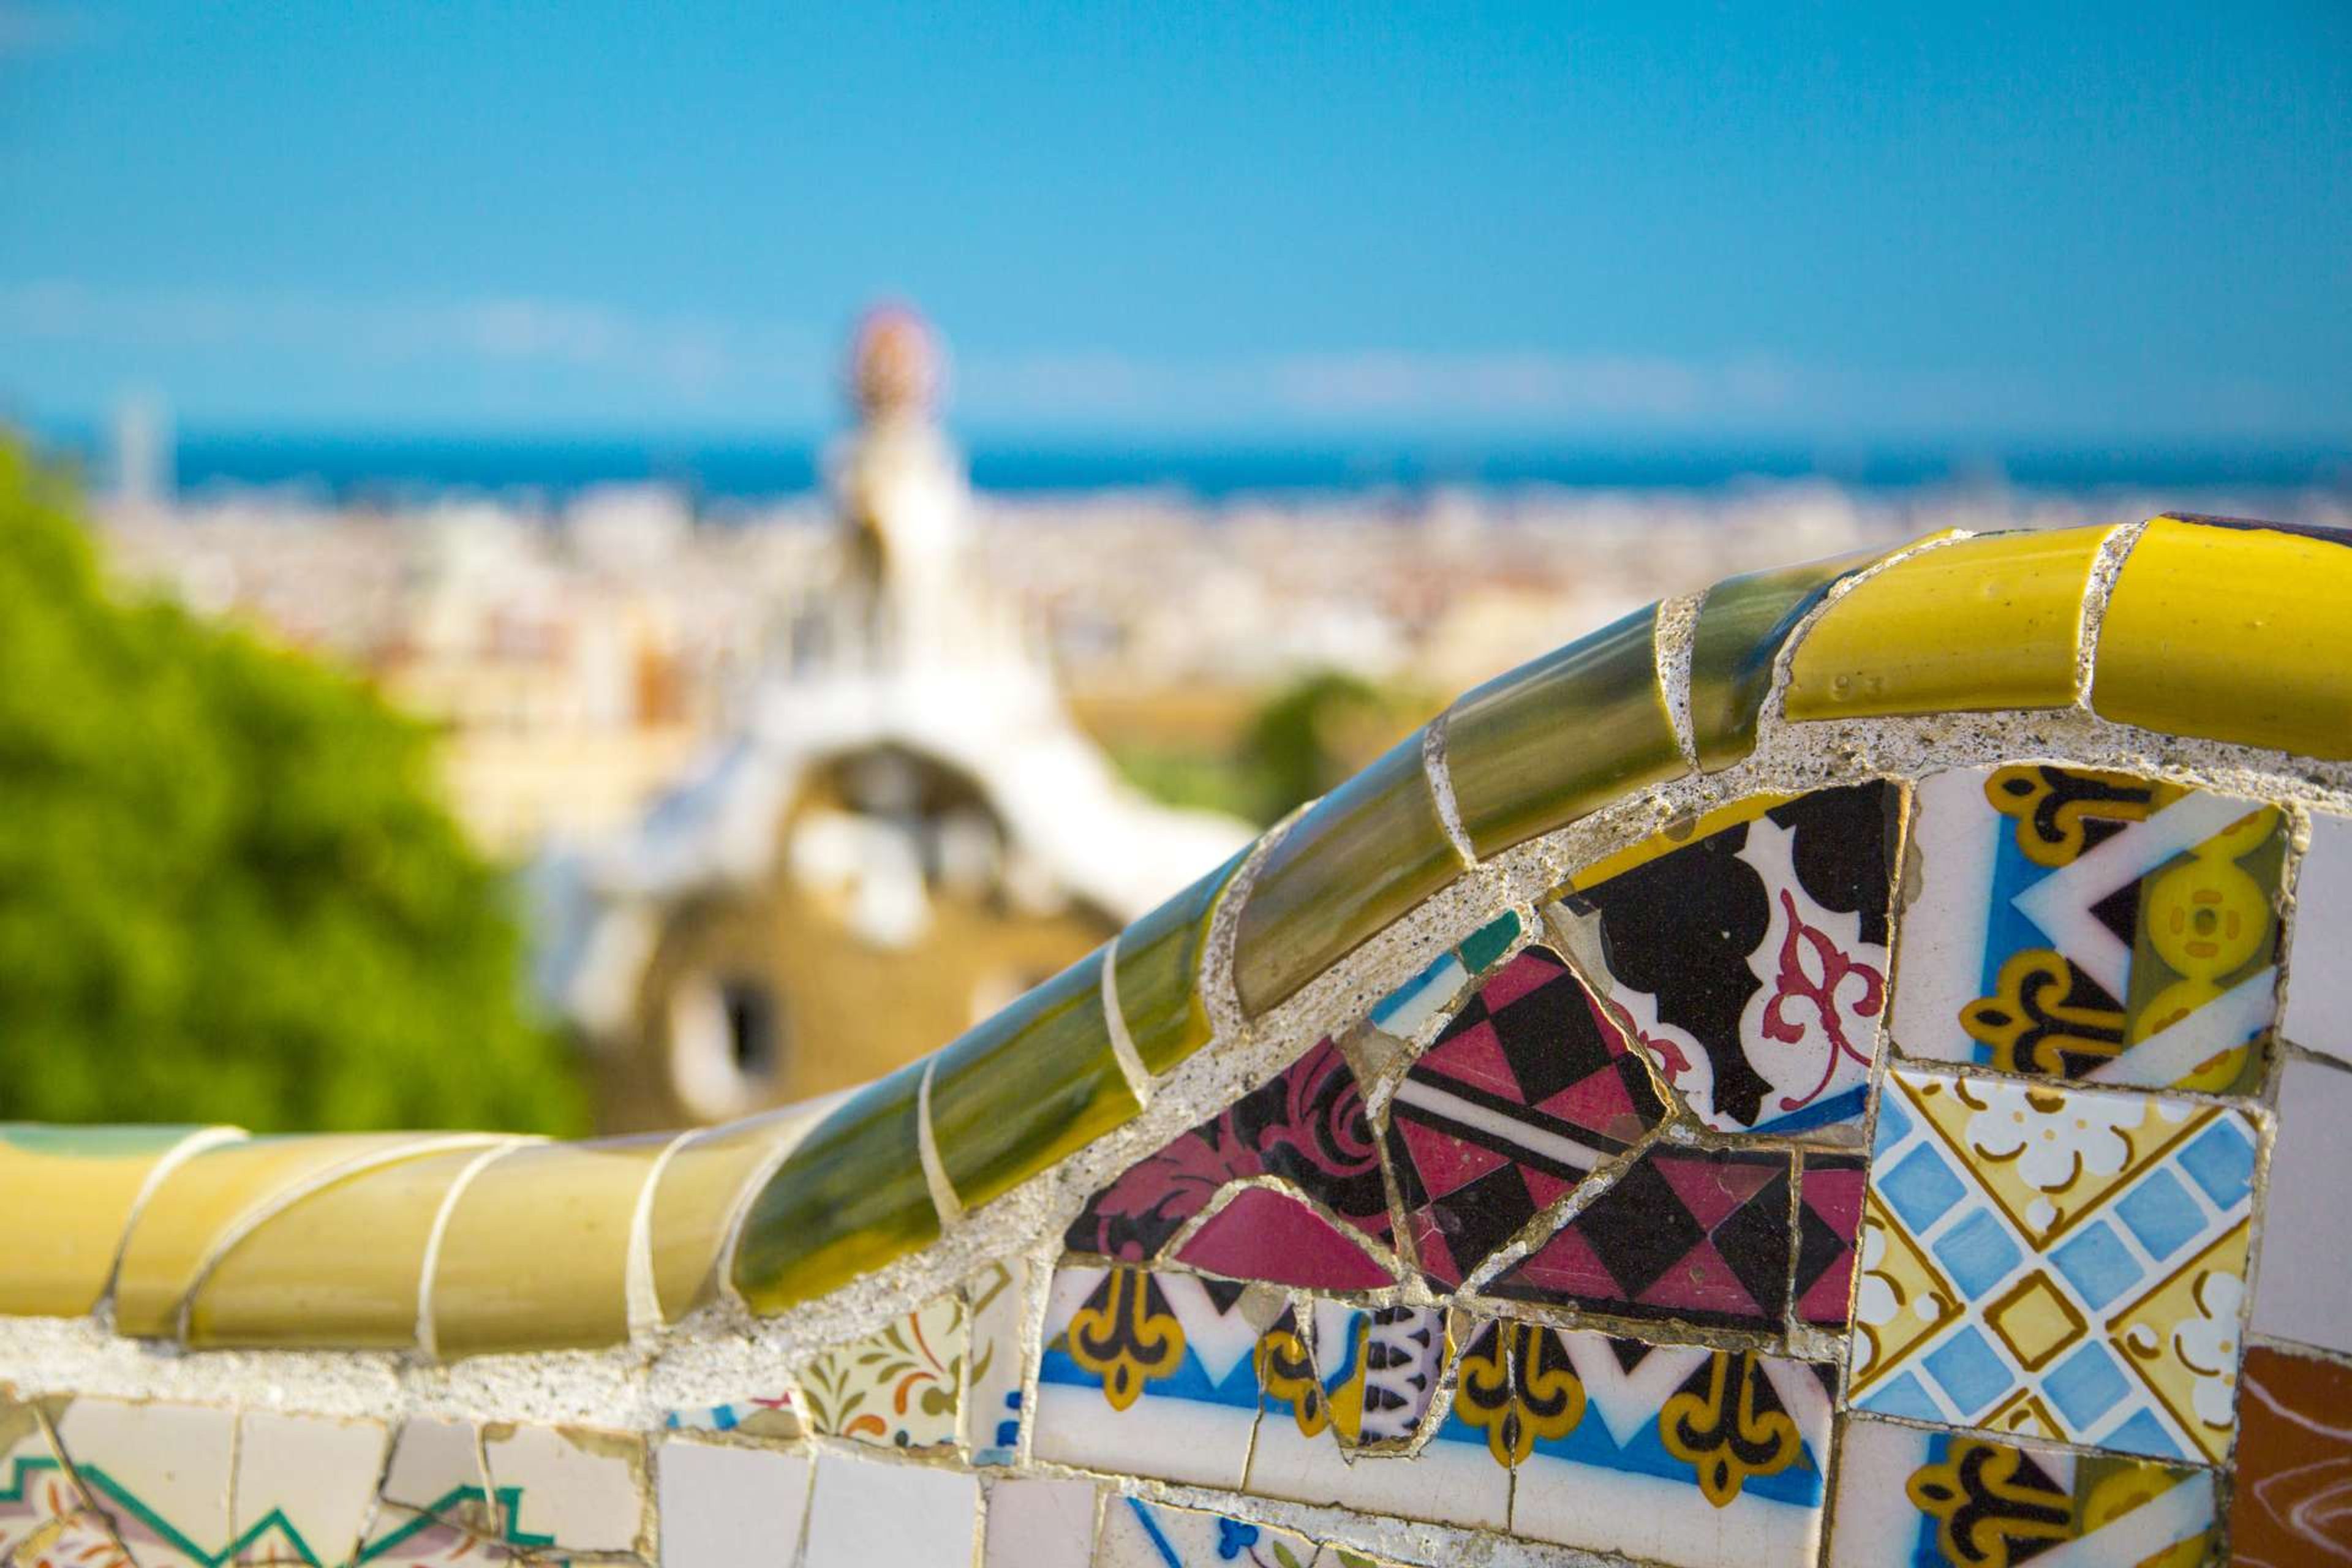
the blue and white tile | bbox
[660,1389,799,1439]
[1368,910,1523,1042]
[1033,1265,1265,1490]
[1825,1412,2217,1566]
[1849,1066,2257,1463]
[1891,765,2282,1094]
[1245,1303,1444,1510]
[1504,1329,1832,1568]
[1093,1495,1322,1568]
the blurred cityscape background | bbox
[1,3,2346,1137]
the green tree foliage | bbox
[1240,668,1400,822]
[1108,669,1436,827]
[0,443,586,1134]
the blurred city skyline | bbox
[3,1,2349,462]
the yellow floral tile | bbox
[1899,1071,2209,1245]
[797,1292,967,1452]
[1850,1191,1959,1382]
[2112,1222,2253,1463]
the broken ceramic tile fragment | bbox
[1893,763,2282,1095]
[963,1258,1032,1464]
[655,1439,812,1568]
[1066,1038,1389,1265]
[1558,783,1899,1141]
[1824,1411,2215,1566]
[797,1291,966,1452]
[1504,1327,1833,1567]
[2233,1343,2352,1561]
[228,1410,386,1568]
[1384,946,1664,1288]
[2248,1052,2352,1356]
[1849,1065,2255,1462]
[1095,1494,1322,1567]
[979,1475,1096,1567]
[1032,1265,1265,1490]
[480,1423,647,1558]
[799,1454,979,1567]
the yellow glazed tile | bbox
[1442,603,1684,860]
[185,1142,526,1350]
[426,1136,669,1359]
[113,1133,489,1339]
[1232,730,1463,1017]
[0,1124,238,1317]
[1785,526,2113,720]
[927,949,1138,1212]
[2092,514,2352,758]
[646,1105,829,1324]
[731,1060,938,1314]
[1112,846,1247,1076]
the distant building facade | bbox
[535,307,1252,1129]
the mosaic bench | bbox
[3,511,2349,1567]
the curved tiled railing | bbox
[4,513,2346,1354]
[4,509,2350,1567]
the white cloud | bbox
[954,347,1797,425]
[0,280,820,394]
[6,284,1789,425]
[26,279,2325,439]
[1265,350,1794,419]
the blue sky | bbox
[1,1,2347,446]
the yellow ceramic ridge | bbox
[2093,514,2352,759]
[1783,525,2115,721]
[113,1133,505,1340]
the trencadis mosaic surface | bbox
[2,511,2350,1566]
